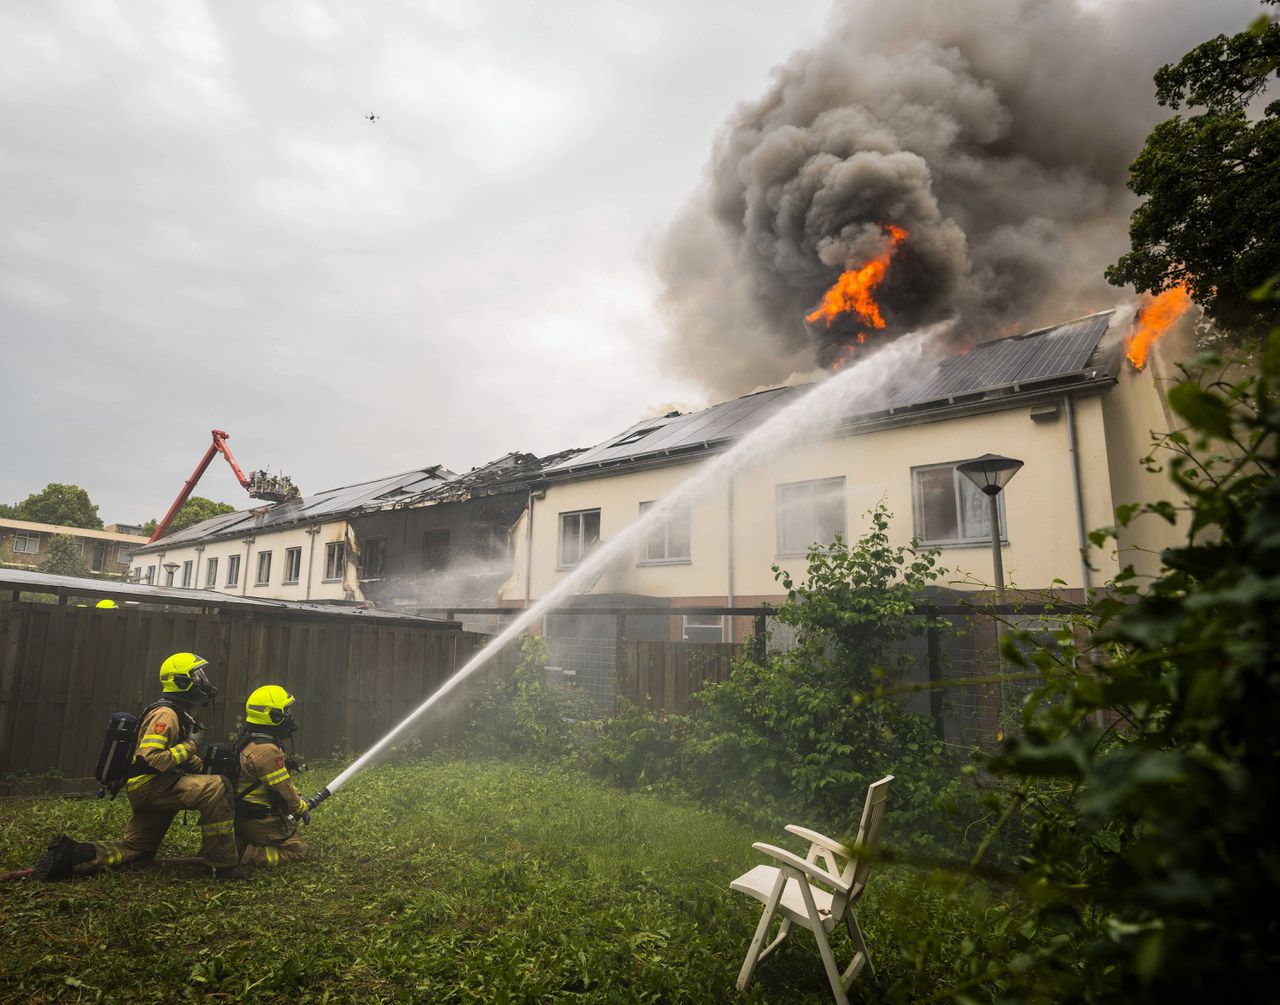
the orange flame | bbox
[806,224,908,330]
[1127,283,1192,369]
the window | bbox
[638,501,691,563]
[144,565,155,585]
[558,509,600,567]
[205,557,218,588]
[226,554,241,587]
[283,547,302,585]
[92,541,109,572]
[181,560,193,588]
[255,550,272,586]
[683,614,724,642]
[164,567,176,587]
[912,462,1006,545]
[422,529,450,571]
[362,537,387,578]
[469,526,507,562]
[117,545,133,566]
[323,542,344,581]
[776,478,845,556]
[12,532,39,555]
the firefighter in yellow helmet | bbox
[95,599,118,609]
[234,684,311,867]
[34,653,246,880]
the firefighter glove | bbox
[188,727,205,746]
[300,800,312,826]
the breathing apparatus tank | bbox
[203,742,239,783]
[94,711,140,797]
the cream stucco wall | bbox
[503,392,1126,606]
[129,520,359,602]
[1097,352,1187,581]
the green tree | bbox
[38,534,91,578]
[1106,4,1280,337]
[142,496,237,538]
[0,502,17,519]
[13,483,103,529]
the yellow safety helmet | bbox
[245,684,298,734]
[96,599,118,609]
[159,652,217,705]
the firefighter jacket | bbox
[126,703,203,794]
[236,737,306,820]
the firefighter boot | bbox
[33,834,95,881]
[214,864,251,880]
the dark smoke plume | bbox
[657,0,1254,394]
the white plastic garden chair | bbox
[730,774,893,1005]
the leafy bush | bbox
[588,503,971,847]
[682,504,963,843]
[930,329,1280,1001]
[588,700,687,789]
[464,633,595,759]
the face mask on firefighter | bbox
[184,667,218,705]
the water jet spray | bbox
[308,328,945,806]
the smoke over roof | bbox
[656,0,1250,395]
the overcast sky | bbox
[0,0,1258,525]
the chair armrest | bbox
[785,825,852,858]
[751,842,844,889]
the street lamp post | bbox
[956,454,1024,723]
[955,453,1024,593]
[162,561,179,587]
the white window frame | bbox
[144,565,155,585]
[323,542,344,582]
[205,557,219,589]
[181,560,193,588]
[911,461,1007,547]
[775,477,846,557]
[255,550,272,587]
[226,553,241,588]
[558,509,601,569]
[12,532,40,555]
[637,501,691,565]
[283,546,302,585]
[682,614,724,642]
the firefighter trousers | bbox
[236,815,308,867]
[85,773,238,871]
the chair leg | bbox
[845,911,874,980]
[757,919,792,965]
[799,876,849,1005]
[736,871,788,991]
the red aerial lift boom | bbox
[148,429,299,543]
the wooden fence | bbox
[615,640,743,713]
[0,601,485,779]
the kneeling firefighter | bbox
[34,653,245,880]
[231,685,312,867]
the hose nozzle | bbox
[306,786,332,810]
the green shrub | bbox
[587,503,972,847]
[464,634,595,759]
[923,327,1280,1002]
[587,700,688,789]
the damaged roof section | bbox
[547,311,1119,477]
[133,465,457,554]
[359,449,588,511]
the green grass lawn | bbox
[0,758,968,1003]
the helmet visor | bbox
[189,667,218,704]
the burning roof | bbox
[547,311,1120,477]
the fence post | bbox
[926,609,945,740]
[752,612,767,661]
